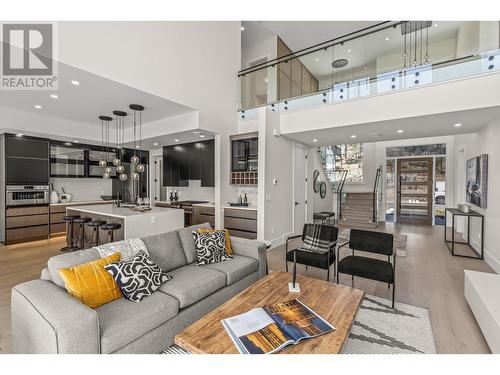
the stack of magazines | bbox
[221,299,335,354]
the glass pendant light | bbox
[129,104,144,165]
[98,115,111,167]
[113,110,128,180]
[98,116,112,177]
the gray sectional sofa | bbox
[11,223,267,354]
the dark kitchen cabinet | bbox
[5,134,49,185]
[163,139,214,187]
[231,137,258,172]
[200,140,215,187]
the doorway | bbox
[396,157,433,225]
[293,145,307,234]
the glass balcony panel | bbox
[238,21,500,111]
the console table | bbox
[444,208,484,259]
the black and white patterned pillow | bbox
[104,251,172,302]
[192,231,228,266]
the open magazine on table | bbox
[221,299,335,354]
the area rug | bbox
[162,295,436,354]
[338,229,408,257]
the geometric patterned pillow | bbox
[192,231,228,266]
[104,251,172,302]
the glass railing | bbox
[238,21,500,117]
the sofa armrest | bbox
[230,237,267,278]
[11,279,100,353]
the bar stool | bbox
[60,215,80,252]
[87,220,106,247]
[73,217,92,250]
[100,223,122,244]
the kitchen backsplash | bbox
[164,180,215,202]
[232,186,258,206]
[51,178,113,202]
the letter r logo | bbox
[2,23,53,76]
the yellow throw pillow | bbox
[198,228,232,256]
[58,252,122,308]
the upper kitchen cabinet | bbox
[5,134,49,185]
[88,148,119,178]
[50,143,86,178]
[230,134,258,185]
[163,139,214,187]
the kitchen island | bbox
[66,204,184,242]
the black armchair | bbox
[336,228,396,307]
[285,224,338,282]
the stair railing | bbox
[336,169,348,223]
[372,165,382,223]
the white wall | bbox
[50,178,112,202]
[257,108,294,246]
[453,122,500,273]
[57,22,241,227]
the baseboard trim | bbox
[484,251,500,274]
[266,232,294,251]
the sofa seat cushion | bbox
[158,265,226,308]
[201,255,258,285]
[96,291,179,353]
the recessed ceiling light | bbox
[315,58,319,62]
[135,145,140,149]
[397,129,404,133]
[64,142,72,146]
[347,49,352,53]
[240,26,245,31]
[174,139,179,143]
[350,135,357,139]
[434,23,438,27]
[50,94,58,99]
[192,131,201,134]
[199,134,205,138]
[73,140,79,143]
[385,37,390,41]
[153,142,159,146]
[16,133,24,137]
[34,104,42,109]
[71,80,80,85]
[454,123,462,127]
[313,139,318,142]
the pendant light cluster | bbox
[98,104,145,180]
[401,21,432,72]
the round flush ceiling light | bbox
[71,80,80,85]
[350,135,357,139]
[397,129,404,133]
[199,134,205,138]
[332,59,348,68]
[50,94,58,99]
[34,104,42,109]
[454,123,462,127]
[313,139,318,142]
[174,139,179,142]
[153,142,159,146]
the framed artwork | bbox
[466,154,488,208]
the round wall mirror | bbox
[320,181,327,199]
[313,170,321,193]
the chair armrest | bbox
[230,237,267,279]
[285,234,302,253]
[11,279,100,353]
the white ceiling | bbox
[0,60,195,144]
[283,106,500,146]
[123,129,215,151]
[252,21,383,52]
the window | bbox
[324,144,363,183]
[386,143,446,158]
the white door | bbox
[293,145,307,234]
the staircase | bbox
[338,192,377,228]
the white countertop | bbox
[223,205,257,211]
[66,204,181,219]
[50,200,113,207]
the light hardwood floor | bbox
[268,223,494,354]
[0,223,494,354]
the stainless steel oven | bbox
[6,185,50,206]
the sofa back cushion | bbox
[47,248,101,288]
[176,222,212,264]
[141,230,187,272]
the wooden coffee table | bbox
[174,271,364,354]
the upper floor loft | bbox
[238,21,500,118]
